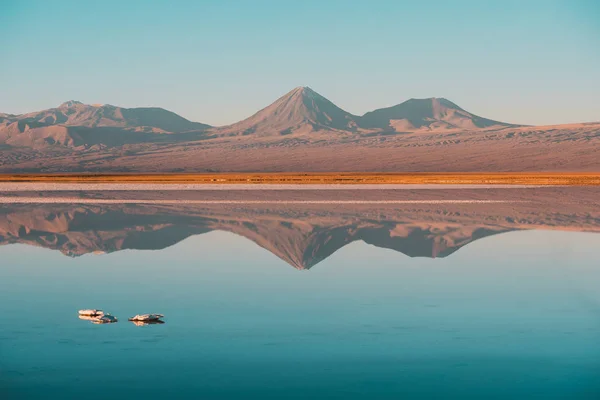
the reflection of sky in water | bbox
[1,230,600,399]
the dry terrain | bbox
[1,87,598,173]
[0,173,599,185]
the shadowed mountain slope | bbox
[361,97,515,131]
[216,87,361,136]
[0,101,212,149]
[4,101,211,132]
[1,87,598,172]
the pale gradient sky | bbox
[1,0,599,126]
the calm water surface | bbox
[1,190,600,399]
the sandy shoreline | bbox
[0,173,599,186]
[0,183,557,191]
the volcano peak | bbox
[217,86,359,136]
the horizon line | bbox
[0,86,542,127]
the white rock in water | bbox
[128,313,164,322]
[78,309,104,316]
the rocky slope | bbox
[1,100,211,132]
[216,86,362,136]
[0,87,598,172]
[361,97,514,131]
[0,101,211,149]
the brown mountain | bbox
[216,86,361,137]
[5,100,211,132]
[0,101,211,149]
[0,87,598,172]
[361,97,515,131]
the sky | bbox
[1,0,599,126]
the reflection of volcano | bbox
[0,191,598,269]
[249,223,510,269]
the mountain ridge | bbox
[217,86,362,136]
[0,101,211,132]
[361,97,516,131]
[0,86,517,141]
[0,86,598,172]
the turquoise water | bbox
[2,230,600,399]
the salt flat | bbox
[0,196,524,204]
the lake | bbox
[1,186,599,399]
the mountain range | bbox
[0,86,598,172]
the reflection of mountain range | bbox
[1,190,598,269]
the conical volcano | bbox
[217,86,360,136]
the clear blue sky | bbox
[1,0,598,126]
